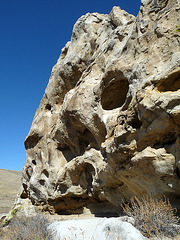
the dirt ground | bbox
[0,169,22,214]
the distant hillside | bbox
[0,169,21,214]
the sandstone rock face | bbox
[21,0,180,214]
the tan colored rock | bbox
[20,0,180,215]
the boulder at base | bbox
[49,217,146,240]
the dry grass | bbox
[0,224,4,239]
[0,214,53,240]
[0,169,21,214]
[121,196,180,238]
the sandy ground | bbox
[0,169,22,214]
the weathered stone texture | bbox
[21,0,180,214]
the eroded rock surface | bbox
[21,0,180,214]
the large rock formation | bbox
[21,0,180,215]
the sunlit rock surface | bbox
[49,217,146,240]
[21,0,180,214]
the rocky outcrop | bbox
[21,0,180,215]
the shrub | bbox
[2,214,53,240]
[3,205,21,226]
[174,24,180,33]
[121,196,180,238]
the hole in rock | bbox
[101,77,129,110]
[122,45,127,54]
[131,117,142,129]
[21,184,28,199]
[79,129,100,152]
[21,192,28,199]
[45,103,52,111]
[79,163,95,191]
[26,166,33,180]
[57,145,76,162]
[57,205,84,215]
[42,169,49,178]
[23,183,27,192]
[57,129,100,162]
[24,134,42,150]
[157,71,180,92]
[56,184,68,194]
[39,179,45,186]
[32,160,36,165]
[128,113,142,129]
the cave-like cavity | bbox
[101,77,129,110]
[157,71,180,92]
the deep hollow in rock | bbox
[101,78,129,110]
[157,71,180,92]
[24,134,42,150]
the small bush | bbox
[121,196,180,238]
[174,24,180,33]
[2,214,53,240]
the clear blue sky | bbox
[0,0,141,171]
